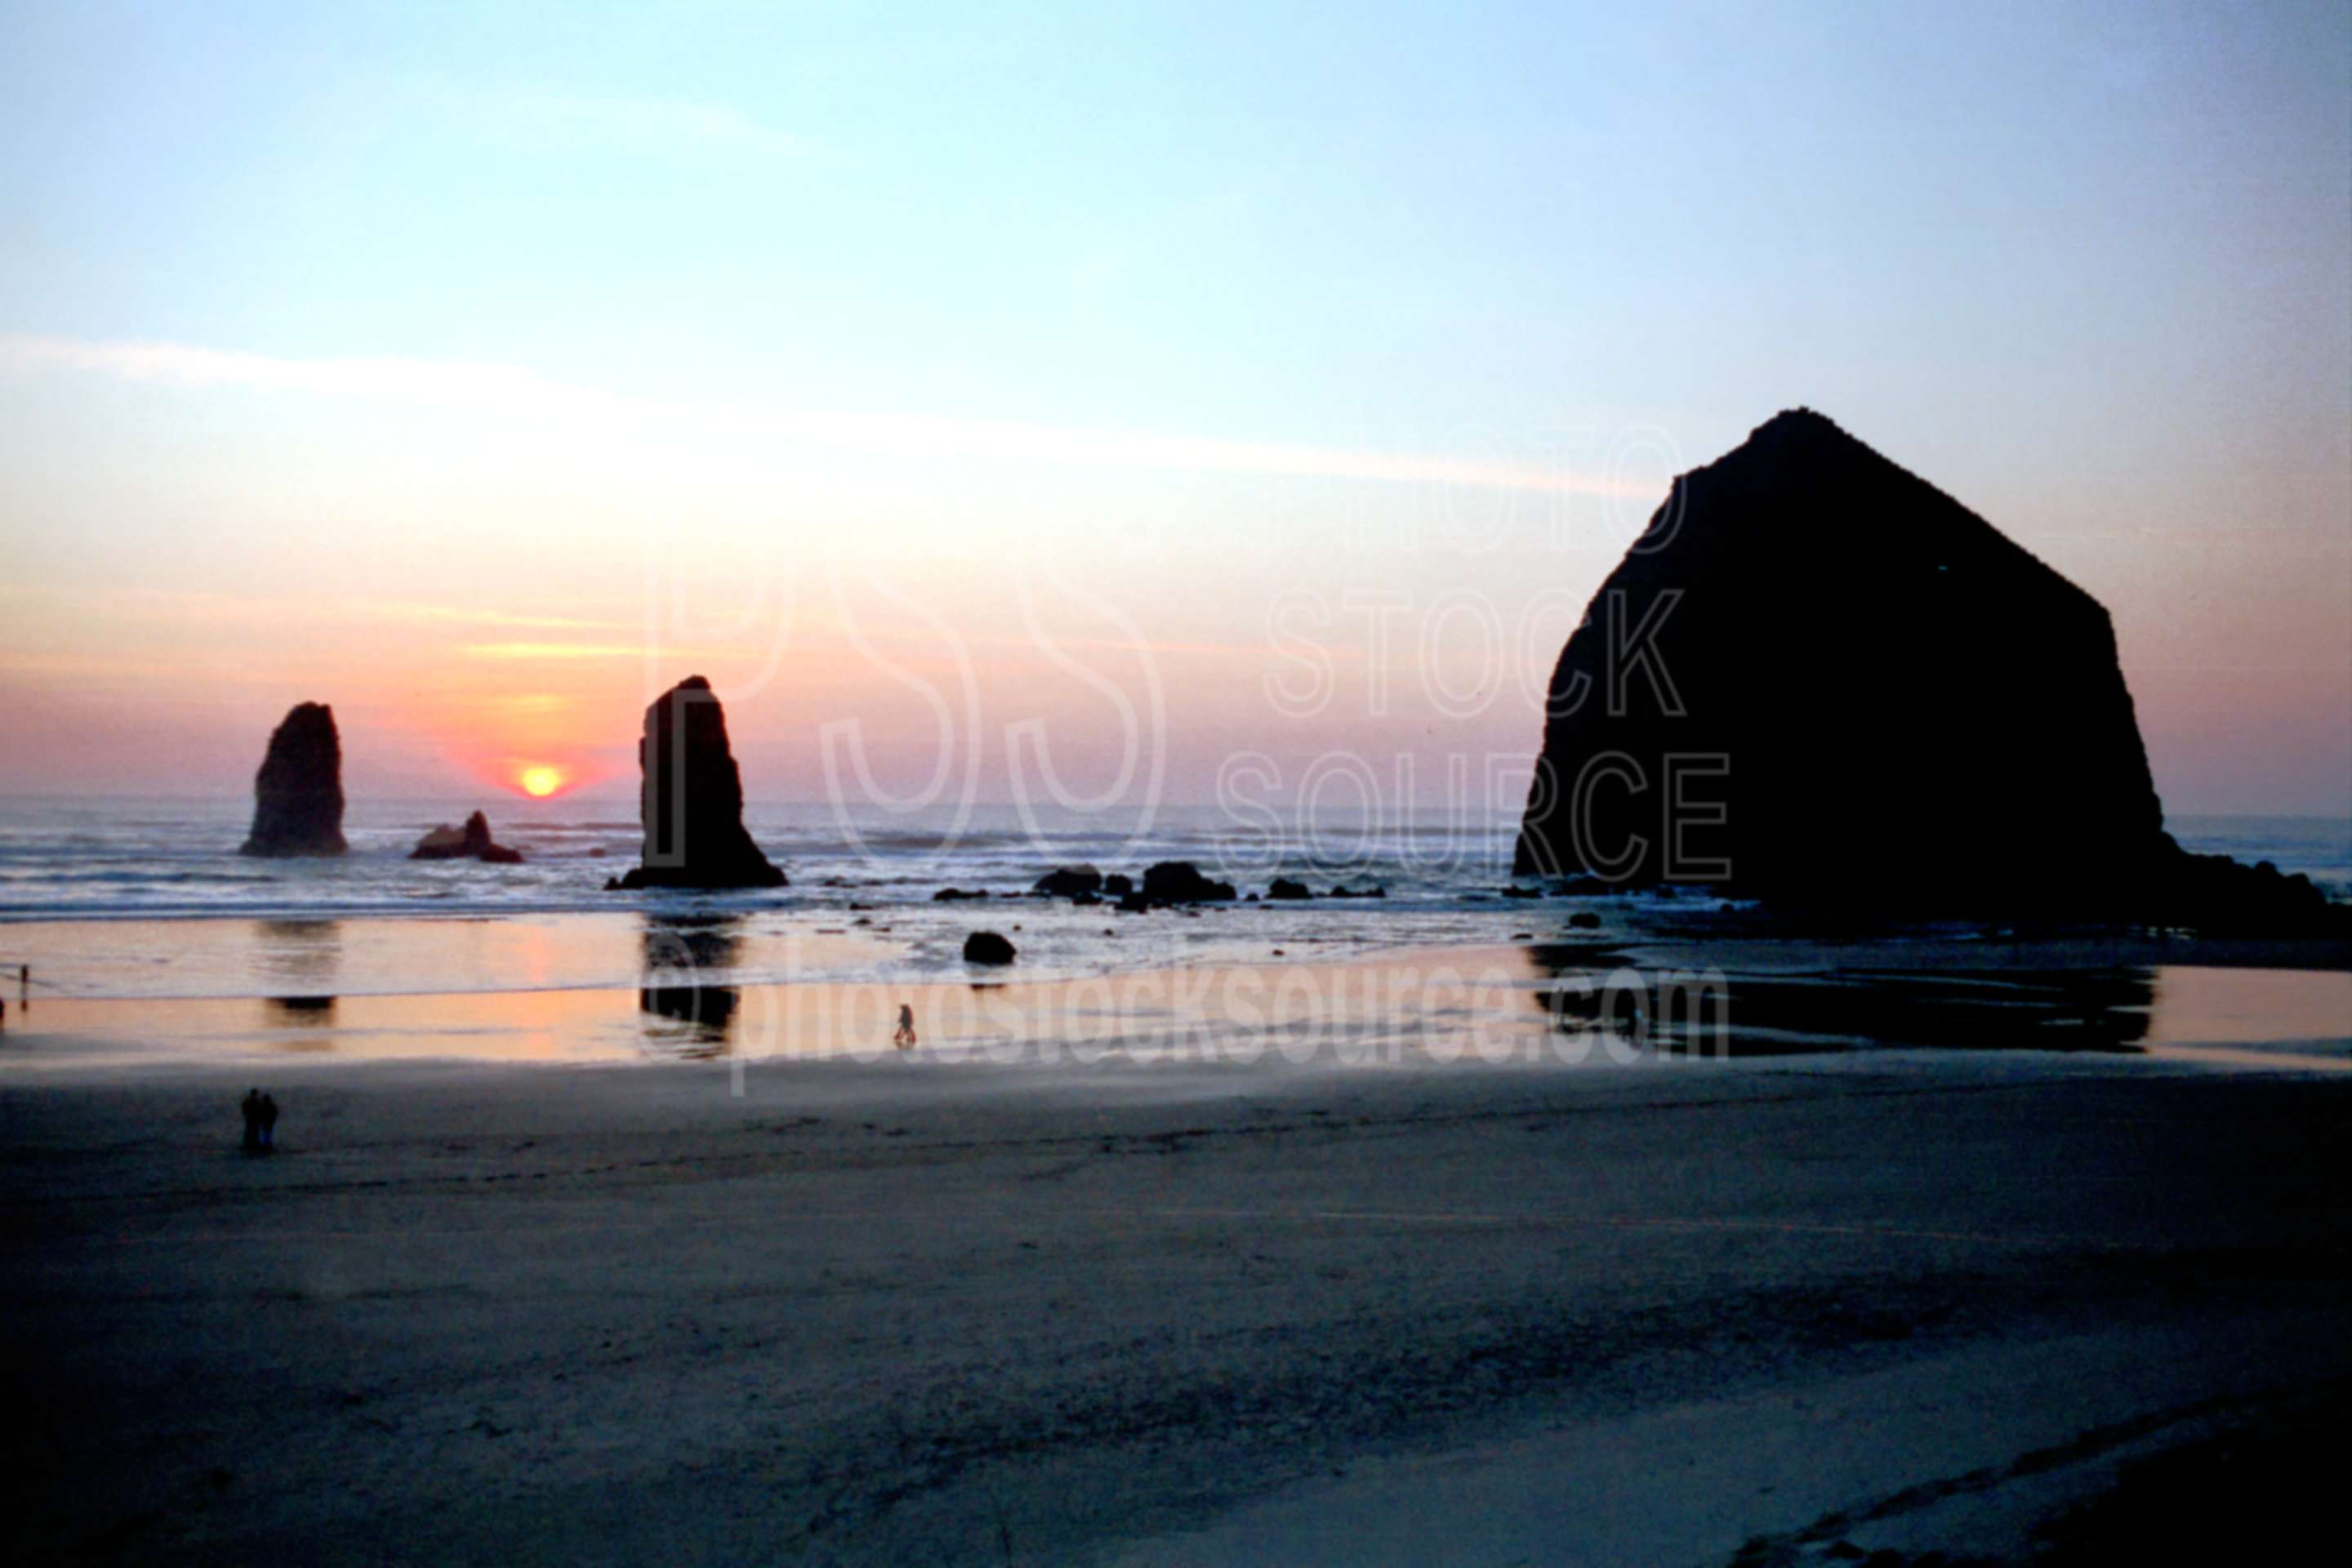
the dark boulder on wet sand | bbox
[963,930,1017,964]
[239,703,348,858]
[610,677,786,891]
[1141,862,1237,904]
[411,811,523,864]
[1033,866,1104,899]
[1267,878,1314,901]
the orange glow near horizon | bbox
[516,765,566,798]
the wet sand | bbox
[2,942,2350,1562]
[8,931,2350,1071]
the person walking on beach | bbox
[893,1004,917,1049]
[241,1089,263,1152]
[257,1093,279,1152]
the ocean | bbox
[0,795,1542,1001]
[0,796,2343,1003]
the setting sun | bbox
[517,765,565,798]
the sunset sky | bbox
[2,1,2346,816]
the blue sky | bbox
[7,2,2342,448]
[2,1,2347,811]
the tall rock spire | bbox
[611,676,787,890]
[238,702,349,858]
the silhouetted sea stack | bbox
[411,810,522,864]
[238,703,347,858]
[610,676,786,890]
[1513,410,2341,930]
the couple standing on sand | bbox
[240,1089,279,1153]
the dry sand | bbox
[3,947,2350,1563]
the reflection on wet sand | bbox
[1704,969,2154,1054]
[258,993,337,1053]
[252,924,345,1051]
[1518,943,2158,1055]
[6,945,2342,1071]
[255,920,341,992]
[637,915,743,1058]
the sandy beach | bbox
[5,940,2349,1564]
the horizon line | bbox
[0,789,2338,823]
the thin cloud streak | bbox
[387,604,634,633]
[0,583,632,635]
[1,334,1651,499]
[460,642,664,661]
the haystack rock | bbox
[610,677,786,890]
[238,703,348,858]
[1515,410,2166,911]
[410,811,522,864]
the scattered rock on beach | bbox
[609,676,786,890]
[410,810,523,864]
[963,930,1016,964]
[1568,911,1601,929]
[1141,862,1237,903]
[1103,874,1134,897]
[2151,846,2347,935]
[1329,884,1386,899]
[412,822,466,858]
[1032,866,1103,899]
[238,703,348,858]
[933,888,989,902]
[1267,878,1314,901]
